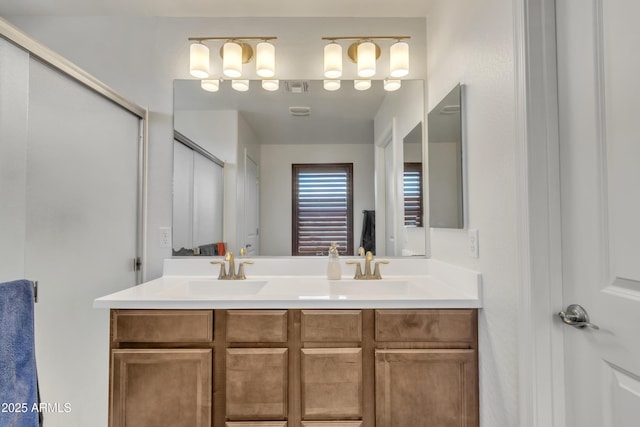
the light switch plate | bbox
[468,228,479,258]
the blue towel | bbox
[0,280,40,427]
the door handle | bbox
[558,304,599,330]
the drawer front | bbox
[375,309,475,343]
[301,348,363,420]
[112,310,213,343]
[301,310,362,342]
[226,348,288,420]
[226,310,288,343]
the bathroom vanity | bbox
[95,258,482,427]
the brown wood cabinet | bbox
[109,308,478,427]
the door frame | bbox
[513,0,567,426]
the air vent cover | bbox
[285,80,309,93]
[289,106,311,117]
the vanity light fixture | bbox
[188,36,277,81]
[201,79,220,92]
[262,79,279,91]
[189,43,210,78]
[321,36,411,80]
[324,80,341,91]
[383,78,402,92]
[231,79,250,92]
[354,79,372,91]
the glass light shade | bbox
[357,42,376,78]
[256,42,275,78]
[223,42,243,78]
[383,79,402,91]
[231,79,250,92]
[323,80,341,91]
[189,43,210,79]
[324,42,342,79]
[390,41,409,78]
[201,79,220,92]
[262,79,279,91]
[354,79,372,91]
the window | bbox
[404,162,423,227]
[292,163,354,256]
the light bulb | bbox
[189,43,209,79]
[232,79,250,92]
[223,42,243,78]
[354,79,371,91]
[262,80,279,91]
[201,79,220,92]
[357,41,376,78]
[390,41,409,78]
[324,80,341,91]
[256,42,275,78]
[383,79,402,91]
[324,42,342,79]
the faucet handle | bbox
[236,261,253,280]
[358,247,366,257]
[346,260,364,279]
[373,260,390,279]
[210,261,227,280]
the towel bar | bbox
[33,280,38,303]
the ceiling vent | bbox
[289,106,311,117]
[285,80,309,94]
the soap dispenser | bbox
[326,242,342,280]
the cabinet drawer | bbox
[301,310,362,342]
[375,309,476,343]
[226,348,288,420]
[227,310,288,343]
[112,310,213,343]
[301,348,363,420]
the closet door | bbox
[25,57,141,427]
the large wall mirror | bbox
[173,79,426,257]
[428,83,464,229]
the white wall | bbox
[427,0,518,426]
[4,16,426,279]
[260,143,375,255]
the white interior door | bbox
[557,0,640,425]
[245,155,260,256]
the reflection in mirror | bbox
[428,84,464,229]
[403,122,423,227]
[173,79,426,256]
[172,131,225,256]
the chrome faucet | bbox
[210,252,253,280]
[347,248,389,280]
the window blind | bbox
[404,162,424,227]
[292,163,354,256]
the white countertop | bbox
[94,257,482,309]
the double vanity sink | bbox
[95,256,482,427]
[94,256,482,309]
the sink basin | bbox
[161,280,268,298]
[329,280,409,296]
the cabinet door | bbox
[301,348,362,420]
[110,349,212,427]
[226,348,288,420]
[375,349,478,427]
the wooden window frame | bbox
[292,163,354,256]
